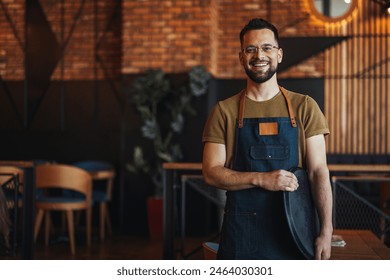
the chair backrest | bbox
[36,164,92,203]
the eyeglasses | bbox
[242,44,280,56]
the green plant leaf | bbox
[125,66,211,192]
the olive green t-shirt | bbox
[202,88,330,169]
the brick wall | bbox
[122,0,213,74]
[0,0,24,79]
[0,0,121,81]
[1,0,327,81]
[122,0,326,78]
[45,1,122,80]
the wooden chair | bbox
[34,164,92,255]
[73,160,115,240]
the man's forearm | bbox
[309,168,333,234]
[203,165,299,192]
[203,165,257,191]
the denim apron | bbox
[217,87,305,260]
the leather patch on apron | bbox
[259,122,278,135]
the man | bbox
[202,18,333,260]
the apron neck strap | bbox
[280,87,297,127]
[238,89,246,128]
[238,86,297,128]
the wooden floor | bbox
[35,236,209,260]
[1,230,213,260]
[2,229,389,260]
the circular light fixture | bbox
[307,0,358,24]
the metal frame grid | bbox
[179,175,225,259]
[332,177,390,242]
[0,173,19,256]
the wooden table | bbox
[331,230,390,260]
[162,163,390,260]
[87,168,115,240]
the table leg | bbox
[163,168,175,259]
[22,166,35,259]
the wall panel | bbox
[324,0,390,154]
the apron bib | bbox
[217,87,305,260]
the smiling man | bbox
[202,18,333,260]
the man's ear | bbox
[239,51,244,66]
[278,48,283,63]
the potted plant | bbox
[125,66,211,239]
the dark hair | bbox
[239,18,279,45]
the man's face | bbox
[239,29,283,84]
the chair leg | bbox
[66,210,75,255]
[99,203,106,241]
[86,207,92,247]
[34,209,44,242]
[44,211,51,246]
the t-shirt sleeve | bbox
[303,96,330,139]
[202,103,226,144]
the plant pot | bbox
[147,196,163,240]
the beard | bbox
[244,59,278,84]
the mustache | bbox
[250,59,269,65]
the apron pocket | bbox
[220,209,258,254]
[250,145,289,171]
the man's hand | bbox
[256,169,299,192]
[315,232,332,260]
